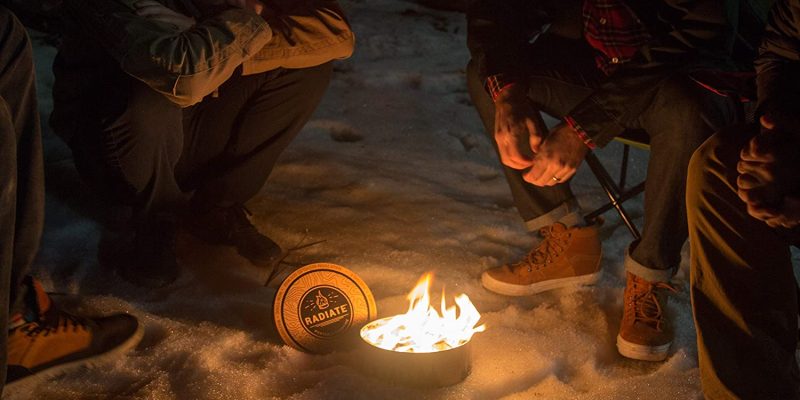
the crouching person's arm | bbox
[61,0,273,107]
[242,0,354,74]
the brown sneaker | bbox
[5,278,143,390]
[481,222,602,296]
[616,272,678,361]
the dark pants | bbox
[687,127,800,399]
[467,35,731,273]
[0,7,45,395]
[62,58,333,219]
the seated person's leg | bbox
[687,127,799,399]
[177,63,333,266]
[466,35,604,296]
[0,8,142,393]
[615,74,733,361]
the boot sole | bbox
[3,318,145,393]
[616,334,671,361]
[481,269,602,296]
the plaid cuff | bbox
[564,115,596,150]
[485,74,517,102]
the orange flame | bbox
[360,273,486,353]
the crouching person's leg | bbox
[687,127,800,399]
[63,66,187,288]
[178,63,333,268]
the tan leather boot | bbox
[481,222,602,296]
[616,272,677,361]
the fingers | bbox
[523,156,557,186]
[523,155,577,187]
[760,114,776,130]
[740,135,776,163]
[526,119,542,153]
[736,161,775,187]
[494,109,534,170]
[763,196,800,228]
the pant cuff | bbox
[524,198,582,231]
[624,244,675,282]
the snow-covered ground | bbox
[13,1,708,398]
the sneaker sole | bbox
[616,334,671,361]
[481,269,602,296]
[3,318,145,393]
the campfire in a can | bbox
[360,273,485,387]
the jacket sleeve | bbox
[62,0,273,107]
[566,0,739,147]
[466,0,553,82]
[755,0,800,119]
[242,0,354,74]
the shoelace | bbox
[21,311,89,338]
[513,225,572,272]
[631,281,678,332]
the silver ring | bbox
[552,176,561,182]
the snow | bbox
[13,1,706,398]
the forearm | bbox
[242,0,354,73]
[63,0,272,106]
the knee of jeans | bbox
[653,76,718,149]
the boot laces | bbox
[631,281,677,331]
[21,310,89,338]
[513,225,572,272]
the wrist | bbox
[564,116,596,150]
[486,74,523,102]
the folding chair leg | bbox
[620,144,630,191]
[584,152,642,241]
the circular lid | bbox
[273,263,377,353]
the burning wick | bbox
[360,273,486,353]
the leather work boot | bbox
[184,204,283,268]
[616,272,677,361]
[100,214,181,288]
[481,222,602,296]
[5,278,143,390]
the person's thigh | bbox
[67,63,185,208]
[177,63,333,204]
[687,126,800,399]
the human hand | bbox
[737,113,800,222]
[493,85,546,170]
[226,0,266,16]
[135,0,196,31]
[523,123,589,186]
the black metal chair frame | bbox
[583,136,648,241]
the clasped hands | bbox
[737,113,800,229]
[133,0,267,30]
[493,85,589,187]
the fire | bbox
[360,273,486,353]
